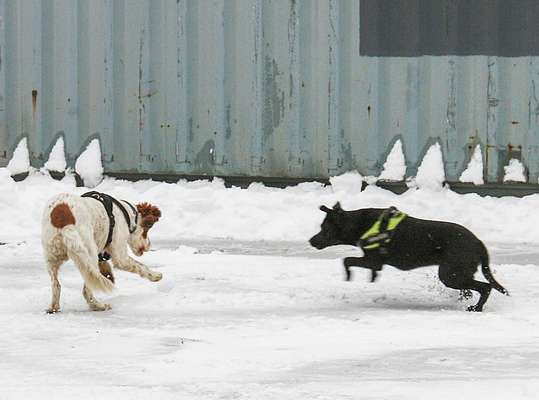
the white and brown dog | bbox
[41,192,162,313]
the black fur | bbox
[309,202,509,312]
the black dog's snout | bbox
[309,235,325,250]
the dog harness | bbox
[359,206,407,254]
[81,191,138,261]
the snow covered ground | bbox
[1,170,539,399]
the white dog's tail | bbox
[61,226,114,293]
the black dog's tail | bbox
[480,245,509,296]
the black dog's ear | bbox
[333,202,342,211]
[320,205,332,213]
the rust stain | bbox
[32,90,37,114]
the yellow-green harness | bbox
[359,207,407,252]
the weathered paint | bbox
[1,0,539,183]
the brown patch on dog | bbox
[98,261,115,284]
[50,203,76,228]
[136,202,161,237]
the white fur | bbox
[41,193,162,313]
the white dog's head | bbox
[128,203,161,256]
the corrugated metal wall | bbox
[1,0,538,183]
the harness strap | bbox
[109,197,137,234]
[82,191,115,248]
[81,191,138,258]
[123,200,139,231]
[359,207,407,253]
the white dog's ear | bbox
[136,203,161,233]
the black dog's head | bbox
[309,202,348,250]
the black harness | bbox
[81,191,138,261]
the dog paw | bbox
[467,305,483,312]
[90,303,111,312]
[148,272,162,282]
[46,308,60,314]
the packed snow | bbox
[409,142,446,190]
[6,137,30,175]
[504,158,527,183]
[75,139,104,187]
[459,144,484,185]
[1,170,539,399]
[378,139,406,181]
[44,137,67,173]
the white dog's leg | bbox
[113,256,162,282]
[82,285,111,311]
[63,232,114,310]
[46,259,63,313]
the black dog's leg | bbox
[343,256,383,282]
[439,264,492,312]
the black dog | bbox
[309,203,508,312]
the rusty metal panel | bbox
[1,0,539,184]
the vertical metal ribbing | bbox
[326,0,341,176]
[444,56,458,179]
[111,0,125,172]
[175,0,189,170]
[404,58,420,177]
[3,0,21,154]
[137,0,150,171]
[286,0,301,177]
[103,0,114,169]
[214,0,226,175]
[184,0,226,176]
[336,0,358,174]
[160,0,180,173]
[144,0,164,173]
[251,0,264,175]
[10,0,41,164]
[528,57,539,183]
[78,0,100,163]
[486,56,499,182]
[0,0,7,164]
[38,0,79,165]
[111,0,147,172]
[64,0,79,161]
[30,0,42,165]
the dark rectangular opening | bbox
[360,0,539,57]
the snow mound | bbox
[378,140,406,181]
[503,159,526,183]
[412,142,446,191]
[44,137,66,172]
[329,171,364,194]
[0,168,16,204]
[75,139,103,187]
[6,138,30,175]
[3,168,539,246]
[459,145,484,185]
